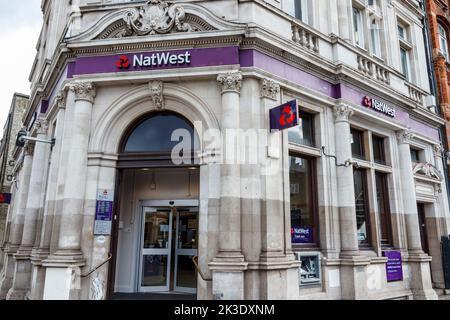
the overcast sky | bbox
[0,0,42,135]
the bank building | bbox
[0,0,450,300]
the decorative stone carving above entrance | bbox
[413,162,443,181]
[95,0,217,40]
[149,80,164,110]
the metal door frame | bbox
[137,200,199,293]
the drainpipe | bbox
[421,0,450,202]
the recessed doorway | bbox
[139,201,199,294]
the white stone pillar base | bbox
[408,254,438,300]
[7,252,33,300]
[259,259,300,300]
[339,256,371,300]
[0,247,18,299]
[209,258,248,300]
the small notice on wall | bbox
[94,189,114,236]
[383,251,403,282]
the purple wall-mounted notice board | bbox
[383,251,403,282]
[291,226,314,244]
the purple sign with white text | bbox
[383,251,403,282]
[291,226,313,244]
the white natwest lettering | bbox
[133,51,191,68]
[370,98,395,118]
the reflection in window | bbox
[375,172,392,247]
[288,112,314,147]
[290,155,316,245]
[439,24,449,61]
[123,113,199,153]
[351,128,365,160]
[372,135,385,165]
[354,168,370,246]
[410,148,420,163]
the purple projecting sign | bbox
[270,100,299,132]
[383,251,403,282]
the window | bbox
[288,111,314,147]
[294,0,309,24]
[290,155,317,246]
[400,47,410,80]
[122,112,199,153]
[353,7,365,47]
[398,24,406,41]
[370,19,381,57]
[398,22,411,80]
[410,148,420,163]
[372,135,385,165]
[375,172,392,247]
[354,168,371,246]
[439,23,449,61]
[351,128,366,160]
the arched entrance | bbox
[110,111,201,299]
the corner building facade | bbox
[1,0,450,300]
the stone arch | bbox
[89,83,220,155]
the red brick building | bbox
[428,0,450,150]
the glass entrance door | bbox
[174,209,198,293]
[139,205,198,293]
[139,207,172,292]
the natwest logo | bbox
[362,96,395,118]
[116,55,130,69]
[115,51,192,70]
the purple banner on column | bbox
[383,251,403,282]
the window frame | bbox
[353,167,373,249]
[289,152,320,249]
[352,6,365,48]
[288,110,316,148]
[372,134,386,165]
[375,171,393,248]
[351,127,366,160]
[438,23,449,62]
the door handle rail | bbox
[192,256,212,282]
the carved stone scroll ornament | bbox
[149,81,164,110]
[55,90,67,110]
[396,129,414,145]
[123,0,193,36]
[413,162,443,181]
[35,119,49,136]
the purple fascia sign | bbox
[270,100,299,132]
[383,251,403,282]
[291,226,313,244]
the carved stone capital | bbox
[217,72,243,94]
[260,79,280,101]
[433,144,443,158]
[149,81,164,110]
[35,119,49,136]
[396,129,414,145]
[69,82,96,103]
[334,104,353,122]
[55,90,67,110]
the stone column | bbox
[334,104,370,300]
[209,72,248,300]
[29,91,67,300]
[334,104,359,256]
[0,148,33,299]
[7,120,51,300]
[42,82,96,300]
[259,79,299,300]
[396,130,437,300]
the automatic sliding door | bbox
[139,207,172,292]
